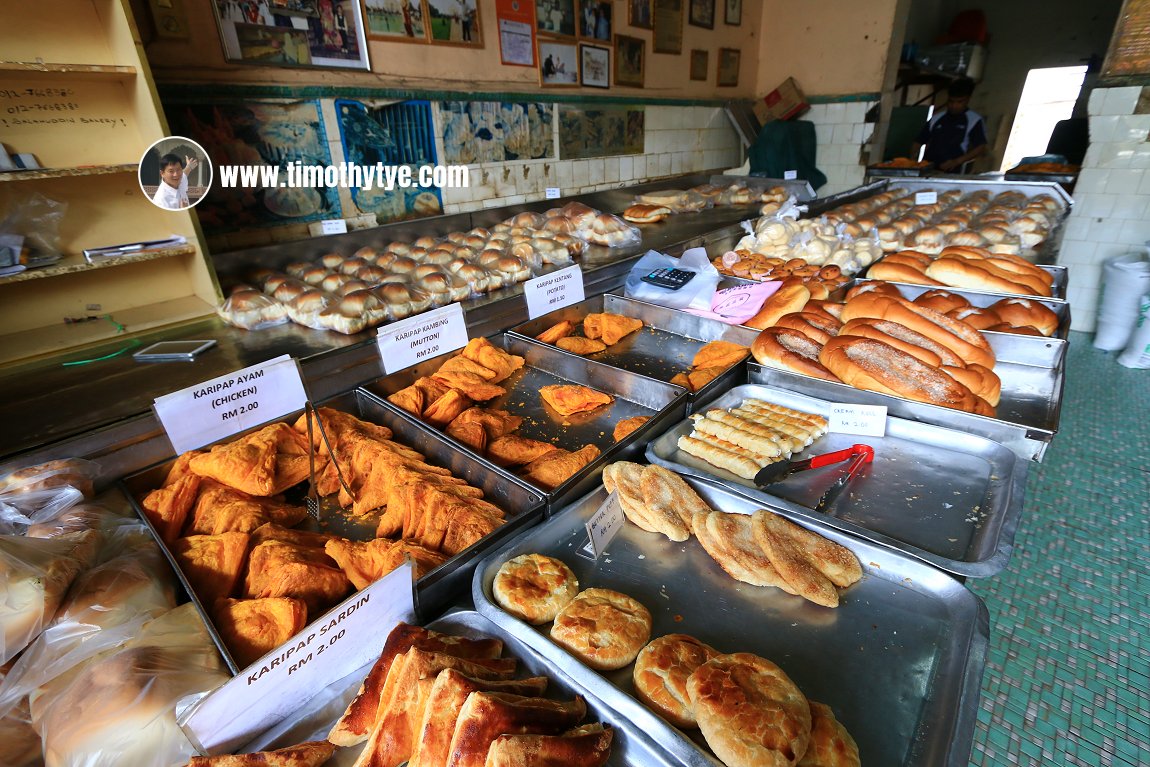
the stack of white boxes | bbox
[1056,86,1150,332]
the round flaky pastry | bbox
[687,652,812,767]
[550,588,652,670]
[492,553,579,625]
[796,701,861,767]
[632,634,721,728]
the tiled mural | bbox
[439,101,554,163]
[558,105,645,159]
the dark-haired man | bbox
[911,78,988,172]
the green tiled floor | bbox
[968,332,1150,766]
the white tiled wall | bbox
[438,105,742,214]
[803,101,875,195]
[1056,86,1150,331]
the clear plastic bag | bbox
[624,247,719,311]
[33,603,229,767]
[217,289,289,331]
[0,460,99,500]
[0,192,67,267]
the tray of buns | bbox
[120,390,546,673]
[646,383,1026,576]
[472,476,989,767]
[243,610,682,766]
[506,294,759,413]
[361,334,688,509]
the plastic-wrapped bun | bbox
[285,289,338,329]
[271,278,310,303]
[217,289,289,331]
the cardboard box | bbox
[754,77,810,123]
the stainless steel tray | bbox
[748,343,1064,463]
[119,390,546,672]
[245,609,681,766]
[848,277,1071,339]
[360,334,688,510]
[506,294,759,413]
[647,384,1027,576]
[863,257,1069,301]
[473,480,990,767]
[864,165,935,178]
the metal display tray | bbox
[748,333,1066,463]
[360,334,688,510]
[119,390,546,673]
[245,609,681,767]
[863,258,1069,301]
[647,384,1027,576]
[473,480,990,767]
[506,294,760,413]
[864,164,934,177]
[849,277,1072,339]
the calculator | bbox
[640,268,697,290]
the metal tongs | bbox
[754,443,875,513]
[304,402,356,521]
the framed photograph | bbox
[724,0,741,25]
[652,0,682,55]
[539,39,580,86]
[364,0,427,42]
[577,0,612,41]
[536,0,577,37]
[213,0,370,70]
[580,43,610,88]
[689,49,708,81]
[717,47,740,87]
[688,0,714,29]
[628,0,653,29]
[615,34,645,87]
[427,0,482,47]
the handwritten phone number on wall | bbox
[0,88,75,99]
[6,102,81,114]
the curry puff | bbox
[185,481,307,536]
[214,596,308,668]
[172,531,250,606]
[459,336,525,382]
[188,423,310,496]
[378,482,506,556]
[535,319,575,345]
[583,313,643,346]
[540,384,614,416]
[187,740,335,767]
[141,472,201,544]
[324,537,447,589]
[244,540,352,617]
[523,445,602,490]
[486,435,561,467]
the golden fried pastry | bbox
[243,540,351,617]
[682,366,725,392]
[189,423,310,497]
[602,461,662,536]
[751,511,862,608]
[693,511,796,594]
[388,377,453,417]
[556,336,608,355]
[797,702,861,767]
[329,623,503,746]
[140,472,201,544]
[382,482,505,555]
[485,724,614,767]
[249,522,334,550]
[445,420,487,452]
[536,320,576,345]
[409,669,550,767]
[583,313,644,345]
[687,653,812,767]
[493,553,580,624]
[550,588,652,670]
[187,740,336,767]
[488,435,561,467]
[186,481,307,536]
[423,389,475,427]
[214,597,308,668]
[540,384,614,416]
[692,340,751,369]
[448,407,523,441]
[613,416,650,442]
[437,354,500,382]
[633,634,721,728]
[172,531,250,606]
[431,369,507,401]
[444,692,588,767]
[522,445,601,490]
[324,537,447,589]
[639,464,713,536]
[460,337,525,382]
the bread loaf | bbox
[989,297,1059,336]
[839,293,996,369]
[866,260,941,285]
[744,281,811,330]
[751,327,839,382]
[924,257,1036,296]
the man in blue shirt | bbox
[911,78,988,172]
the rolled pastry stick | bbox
[734,400,826,437]
[689,415,786,459]
[677,435,773,479]
[729,408,818,448]
[739,399,829,432]
[699,410,799,455]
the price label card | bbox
[181,565,416,755]
[153,355,308,454]
[523,265,585,319]
[376,302,469,375]
[783,170,798,180]
[914,191,938,205]
[829,403,888,437]
[320,219,348,234]
[545,187,561,199]
[580,492,626,560]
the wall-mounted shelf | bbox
[0,61,136,78]
[0,163,137,183]
[0,245,197,285]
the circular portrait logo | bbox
[139,136,213,211]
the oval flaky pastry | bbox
[550,588,651,671]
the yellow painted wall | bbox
[754,0,900,96]
[137,0,764,99]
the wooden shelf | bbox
[0,245,197,285]
[0,61,136,77]
[0,295,216,365]
[0,163,137,182]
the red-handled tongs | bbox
[754,444,875,513]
